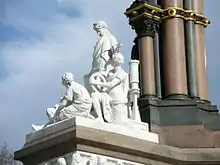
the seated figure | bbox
[89,53,129,125]
[89,71,112,122]
[32,72,94,131]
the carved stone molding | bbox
[130,18,158,38]
[125,0,161,38]
[39,151,145,165]
[125,1,210,28]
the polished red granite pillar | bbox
[162,0,188,99]
[139,36,156,98]
[194,0,209,101]
[125,0,160,99]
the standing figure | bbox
[84,21,119,94]
[32,72,94,131]
[90,53,129,125]
[92,21,119,72]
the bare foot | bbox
[32,124,44,131]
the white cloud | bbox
[0,0,134,150]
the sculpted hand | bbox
[52,115,59,123]
[89,78,99,85]
[53,110,60,122]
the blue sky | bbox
[0,0,220,151]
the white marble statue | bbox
[70,152,82,165]
[98,157,107,165]
[115,161,123,165]
[87,156,98,165]
[91,20,119,72]
[57,157,67,165]
[89,53,129,125]
[87,156,107,165]
[39,151,145,165]
[84,21,120,94]
[32,72,94,131]
[89,71,112,122]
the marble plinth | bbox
[15,115,220,165]
[25,117,158,147]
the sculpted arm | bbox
[101,39,112,61]
[90,77,121,89]
[54,87,73,117]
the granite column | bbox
[154,0,162,99]
[125,1,162,99]
[162,0,188,99]
[138,29,156,98]
[125,1,162,125]
[184,0,198,99]
[194,0,209,101]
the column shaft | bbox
[154,33,162,98]
[184,0,198,98]
[158,25,165,98]
[154,0,162,99]
[194,0,209,101]
[139,36,156,97]
[162,0,188,98]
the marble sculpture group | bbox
[32,21,141,131]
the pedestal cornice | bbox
[15,117,220,165]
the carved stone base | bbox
[15,115,220,165]
[39,151,145,165]
[25,117,158,147]
[126,119,149,132]
[15,117,158,164]
[138,98,220,148]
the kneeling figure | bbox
[32,72,94,131]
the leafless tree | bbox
[0,142,22,165]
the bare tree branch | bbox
[0,142,22,165]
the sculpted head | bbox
[93,21,108,37]
[72,153,81,163]
[62,72,74,86]
[112,53,124,67]
[98,157,107,165]
[88,155,98,165]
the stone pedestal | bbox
[138,98,220,148]
[15,117,158,165]
[125,0,216,151]
[15,117,220,165]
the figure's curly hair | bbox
[62,72,74,85]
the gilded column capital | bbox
[132,19,159,38]
[125,0,162,38]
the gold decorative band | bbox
[162,7,210,27]
[125,4,163,23]
[125,4,210,27]
[125,3,163,15]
